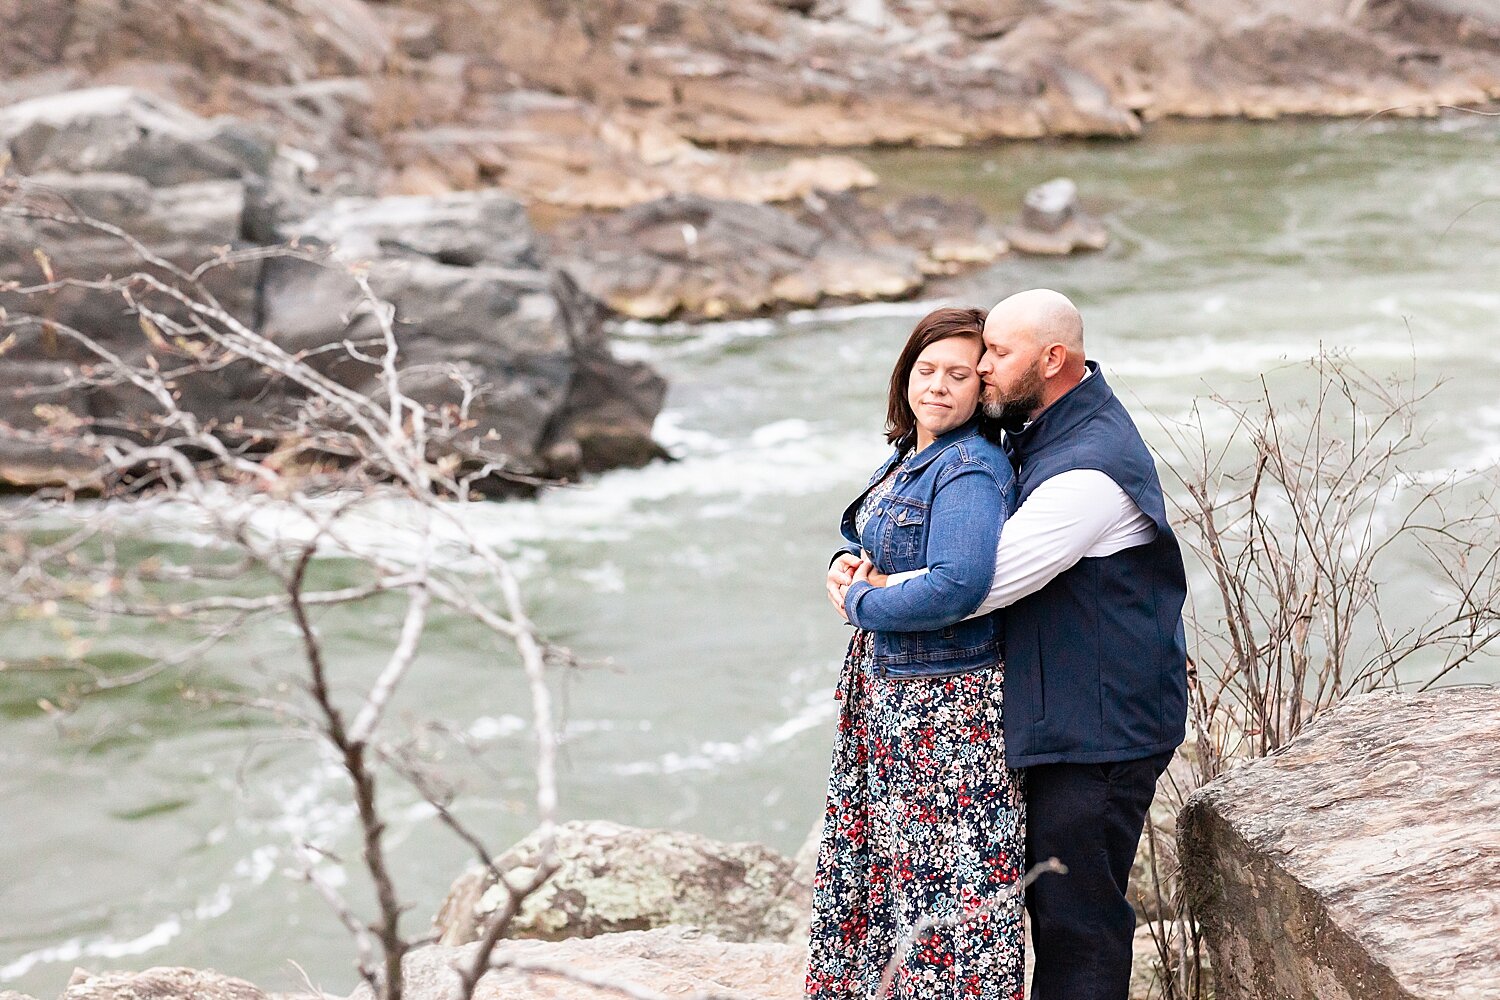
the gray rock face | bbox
[554,191,1005,322]
[62,966,268,1000]
[433,820,803,945]
[268,193,666,478]
[351,930,807,1000]
[0,91,666,491]
[281,191,539,269]
[1179,688,1500,1000]
[0,87,274,186]
[0,171,261,359]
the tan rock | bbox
[1179,688,1500,1000]
[62,967,268,1000]
[352,931,807,1000]
[433,820,803,945]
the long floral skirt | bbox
[805,630,1025,1000]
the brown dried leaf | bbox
[32,248,54,283]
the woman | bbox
[805,307,1025,1000]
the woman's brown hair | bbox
[885,306,995,447]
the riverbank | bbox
[6,1,1498,208]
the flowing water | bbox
[2,115,1498,997]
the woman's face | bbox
[907,336,983,443]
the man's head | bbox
[976,288,1087,428]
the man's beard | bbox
[982,367,1044,430]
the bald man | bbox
[830,289,1188,1000]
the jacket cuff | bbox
[843,580,874,628]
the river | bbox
[2,115,1497,997]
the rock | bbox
[0,95,666,491]
[0,360,105,490]
[938,0,1028,41]
[1178,688,1500,1000]
[883,195,1010,272]
[0,172,260,355]
[389,93,877,210]
[1005,178,1110,256]
[433,820,803,945]
[775,818,824,946]
[352,930,806,1000]
[553,190,1010,322]
[280,190,539,268]
[268,192,666,481]
[3,0,392,84]
[62,966,268,1000]
[0,87,275,186]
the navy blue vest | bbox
[1001,362,1188,767]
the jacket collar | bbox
[901,416,982,474]
[1007,360,1112,460]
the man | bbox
[828,288,1188,1000]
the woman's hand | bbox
[827,553,860,620]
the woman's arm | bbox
[842,468,1004,632]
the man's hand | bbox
[854,559,889,588]
[827,553,859,620]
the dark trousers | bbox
[1025,751,1173,1000]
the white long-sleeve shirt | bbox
[887,467,1157,615]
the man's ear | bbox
[1042,343,1069,378]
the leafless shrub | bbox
[1132,351,1500,999]
[0,179,699,1000]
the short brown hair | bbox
[885,306,991,447]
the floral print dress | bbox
[806,458,1026,1000]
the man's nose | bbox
[977,357,992,376]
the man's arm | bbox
[842,468,1003,632]
[878,469,1155,616]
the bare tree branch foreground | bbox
[3,182,1498,999]
[1135,354,1500,999]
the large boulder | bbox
[0,87,274,186]
[61,967,268,1000]
[1178,688,1500,1000]
[433,820,804,945]
[351,930,806,1000]
[268,192,666,479]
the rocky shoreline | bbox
[9,688,1496,999]
[4,1,1497,491]
[4,1,1497,208]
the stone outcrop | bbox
[387,91,879,209]
[1005,178,1110,256]
[0,90,666,491]
[434,820,804,945]
[6,1,1498,211]
[351,930,807,1000]
[61,967,268,1000]
[553,190,1007,322]
[1178,688,1500,1000]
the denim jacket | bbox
[838,419,1015,678]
